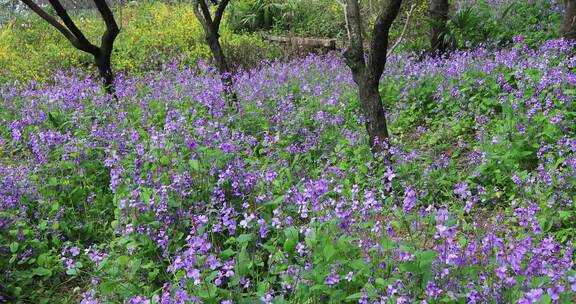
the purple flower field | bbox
[1,34,576,303]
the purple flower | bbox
[454,182,471,199]
[70,246,80,257]
[547,285,565,301]
[403,187,417,213]
[205,255,221,270]
[568,276,576,292]
[326,272,340,287]
[521,288,543,303]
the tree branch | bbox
[213,0,230,30]
[199,0,214,27]
[336,0,351,42]
[387,3,415,57]
[367,0,403,84]
[192,0,210,30]
[344,0,366,78]
[47,0,99,54]
[93,0,119,55]
[20,0,77,44]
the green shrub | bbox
[227,0,345,38]
[0,2,280,84]
[443,0,561,50]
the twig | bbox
[387,3,416,57]
[336,0,350,42]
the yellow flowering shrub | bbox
[0,2,278,83]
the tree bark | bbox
[344,0,402,155]
[95,53,115,95]
[21,0,119,96]
[205,30,237,105]
[193,0,237,107]
[429,0,449,54]
[563,0,576,40]
[358,80,389,150]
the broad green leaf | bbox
[32,267,52,277]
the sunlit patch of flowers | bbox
[1,37,575,303]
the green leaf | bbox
[417,250,437,267]
[131,259,142,274]
[237,233,254,245]
[32,267,52,277]
[266,195,284,209]
[237,247,251,276]
[9,242,18,253]
[399,261,419,274]
[345,292,364,301]
[116,255,130,266]
[272,296,286,304]
[351,259,367,271]
[199,283,217,299]
[189,159,200,171]
[66,268,79,276]
[380,236,394,250]
[283,226,299,254]
[305,229,317,247]
[220,248,236,258]
[323,244,336,261]
[148,268,159,280]
[100,281,117,295]
[539,294,552,304]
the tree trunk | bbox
[344,0,402,156]
[21,0,119,97]
[358,79,389,151]
[205,31,237,106]
[193,0,236,108]
[563,0,576,39]
[429,0,449,53]
[95,52,115,96]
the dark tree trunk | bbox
[21,0,119,97]
[205,30,237,106]
[429,0,449,54]
[563,0,576,39]
[344,0,402,155]
[95,53,115,95]
[193,0,237,108]
[358,80,389,149]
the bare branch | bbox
[199,0,214,27]
[343,0,366,79]
[47,0,99,54]
[213,0,230,30]
[93,0,119,54]
[336,0,351,42]
[192,0,210,30]
[367,0,402,84]
[21,0,119,95]
[387,3,416,57]
[20,0,77,44]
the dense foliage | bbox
[0,0,564,85]
[227,0,346,38]
[443,0,562,49]
[225,0,563,51]
[0,2,280,84]
[2,34,576,302]
[1,0,576,303]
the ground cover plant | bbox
[1,0,576,303]
[2,35,576,302]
